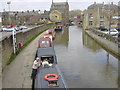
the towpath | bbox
[3,31,47,88]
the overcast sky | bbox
[0,0,119,12]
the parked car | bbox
[118,32,120,37]
[109,29,118,36]
[6,25,16,28]
[116,27,120,32]
[14,26,21,31]
[101,30,109,34]
[4,27,16,32]
[0,26,4,32]
[99,26,109,31]
[19,26,27,30]
[101,29,118,36]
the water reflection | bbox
[82,30,101,52]
[54,27,69,47]
[82,29,118,87]
[54,26,118,88]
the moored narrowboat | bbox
[43,34,54,42]
[47,29,56,39]
[54,25,63,31]
[34,47,67,89]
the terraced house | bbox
[1,10,50,25]
[83,2,119,29]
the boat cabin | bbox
[47,29,56,39]
[54,25,63,31]
[37,47,57,64]
[38,38,52,48]
[43,34,53,42]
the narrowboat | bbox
[54,25,63,31]
[47,29,56,39]
[43,34,53,42]
[38,38,52,48]
[34,47,67,89]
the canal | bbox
[54,25,118,88]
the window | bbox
[100,15,104,19]
[110,23,115,25]
[89,13,93,19]
[40,41,49,47]
[89,21,93,26]
[100,21,104,26]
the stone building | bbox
[50,1,69,23]
[1,10,50,25]
[17,10,50,25]
[0,12,2,25]
[69,10,83,26]
[2,12,9,25]
[83,2,119,29]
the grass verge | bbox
[7,28,48,65]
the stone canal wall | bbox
[1,23,54,69]
[85,30,120,58]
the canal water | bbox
[54,26,118,88]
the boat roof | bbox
[38,38,51,41]
[48,29,54,31]
[37,47,56,57]
[44,34,53,36]
[35,65,67,88]
[56,25,63,26]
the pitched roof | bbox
[52,2,68,6]
[88,3,118,10]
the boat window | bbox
[48,32,52,34]
[40,41,49,47]
[44,36,52,41]
[41,56,54,63]
[44,36,49,38]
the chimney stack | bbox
[111,2,113,5]
[102,2,104,5]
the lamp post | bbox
[7,1,11,25]
[7,1,11,11]
[7,1,16,54]
[108,2,111,34]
